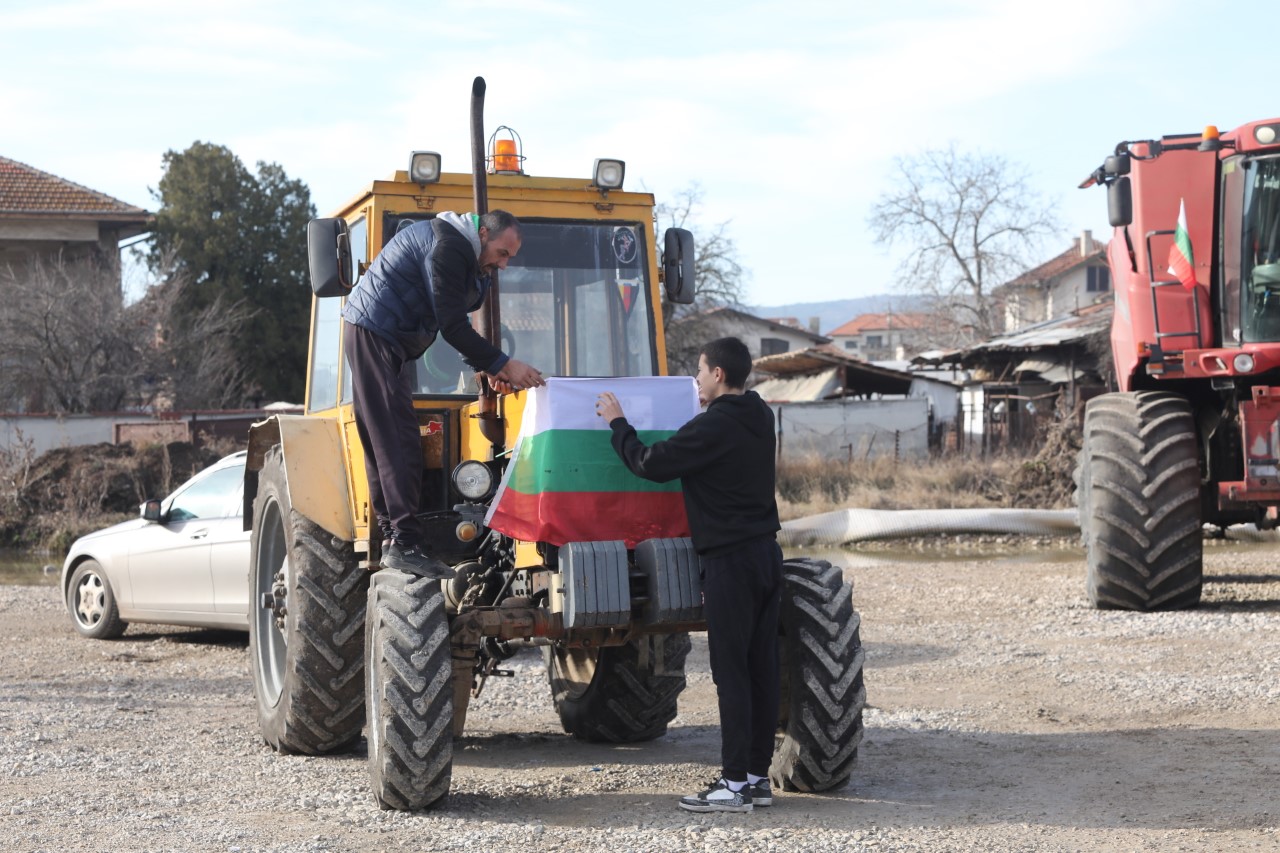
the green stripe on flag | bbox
[506,429,682,494]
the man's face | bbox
[478,227,521,274]
[695,355,720,407]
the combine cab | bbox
[1079,119,1280,610]
[242,79,866,809]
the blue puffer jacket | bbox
[342,217,508,373]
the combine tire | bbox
[249,447,367,754]
[546,633,691,742]
[1076,391,1203,611]
[770,557,865,793]
[365,570,453,811]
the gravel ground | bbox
[4,538,1280,852]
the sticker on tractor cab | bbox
[612,226,638,264]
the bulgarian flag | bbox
[1167,199,1197,290]
[484,376,700,547]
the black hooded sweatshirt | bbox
[609,390,780,555]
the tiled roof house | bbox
[997,231,1111,331]
[0,155,151,268]
[826,312,931,360]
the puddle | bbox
[0,549,60,586]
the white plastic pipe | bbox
[779,508,1079,548]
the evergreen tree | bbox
[149,142,315,403]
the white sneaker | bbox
[678,778,753,813]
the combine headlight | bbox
[592,158,625,190]
[1234,353,1256,373]
[452,460,495,501]
[409,151,442,184]
[1257,126,1279,145]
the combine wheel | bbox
[546,633,691,742]
[1076,391,1202,611]
[365,569,453,810]
[249,446,367,754]
[770,557,866,793]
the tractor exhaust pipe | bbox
[470,76,504,453]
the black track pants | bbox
[700,536,784,781]
[344,322,424,545]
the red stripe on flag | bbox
[486,488,690,547]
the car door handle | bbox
[189,528,209,540]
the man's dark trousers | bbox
[701,535,784,781]
[344,322,424,546]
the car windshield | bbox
[408,220,658,395]
[167,464,244,522]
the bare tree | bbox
[869,146,1059,345]
[656,184,749,374]
[0,251,252,413]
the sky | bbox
[1,0,1275,316]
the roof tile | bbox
[0,156,148,216]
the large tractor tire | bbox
[365,570,453,811]
[546,632,691,742]
[1076,392,1203,611]
[249,447,368,754]
[770,557,866,793]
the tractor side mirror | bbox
[662,228,696,305]
[1108,177,1133,228]
[307,218,354,297]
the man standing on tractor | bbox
[342,210,546,578]
[595,336,782,813]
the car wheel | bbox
[66,559,127,640]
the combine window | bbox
[1225,155,1280,343]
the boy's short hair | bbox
[700,337,752,389]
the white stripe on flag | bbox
[522,376,700,434]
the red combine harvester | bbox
[1078,119,1280,610]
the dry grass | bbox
[776,411,1084,521]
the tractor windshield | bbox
[1224,154,1280,343]
[413,220,657,395]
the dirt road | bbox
[3,539,1279,852]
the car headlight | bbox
[452,461,496,501]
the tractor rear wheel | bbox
[249,446,367,754]
[365,569,453,810]
[770,557,866,793]
[1076,391,1203,611]
[546,633,691,742]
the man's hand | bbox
[487,358,545,394]
[596,392,625,423]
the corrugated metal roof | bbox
[754,367,841,402]
[914,301,1113,366]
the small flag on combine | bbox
[484,376,700,547]
[1167,199,1197,290]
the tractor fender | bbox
[243,414,354,541]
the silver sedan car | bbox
[61,451,250,639]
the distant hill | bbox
[749,294,927,337]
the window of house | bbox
[844,340,858,350]
[1087,266,1110,292]
[866,335,883,349]
[760,337,789,356]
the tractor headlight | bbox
[1234,353,1256,373]
[452,460,495,501]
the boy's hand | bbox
[596,392,625,423]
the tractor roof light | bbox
[487,126,525,175]
[592,158,625,191]
[1257,125,1279,145]
[1198,125,1222,152]
[409,151,442,184]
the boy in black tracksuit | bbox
[595,336,781,814]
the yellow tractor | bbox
[243,78,865,810]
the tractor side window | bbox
[1221,156,1245,344]
[339,217,368,406]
